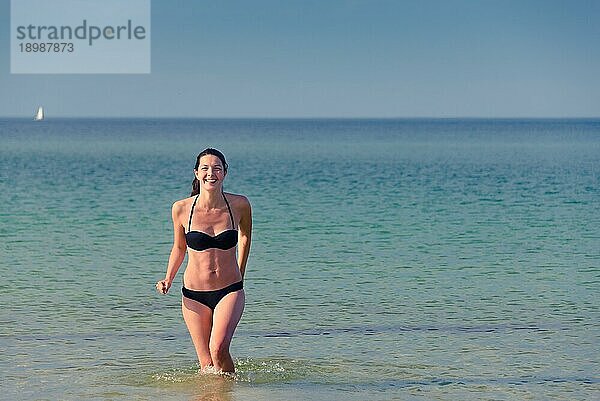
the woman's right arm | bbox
[157,201,187,294]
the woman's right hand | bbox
[156,279,171,295]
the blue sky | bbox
[1,0,599,117]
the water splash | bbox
[234,358,293,383]
[146,358,320,386]
[152,365,200,384]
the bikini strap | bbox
[222,192,235,229]
[188,194,200,232]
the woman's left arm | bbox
[237,196,252,279]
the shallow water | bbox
[0,118,599,400]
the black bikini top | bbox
[185,193,238,251]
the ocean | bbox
[0,118,598,400]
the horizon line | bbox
[1,115,600,120]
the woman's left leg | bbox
[209,289,245,372]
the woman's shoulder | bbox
[223,192,251,209]
[172,196,195,213]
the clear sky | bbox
[1,0,599,118]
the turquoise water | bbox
[0,118,598,400]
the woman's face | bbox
[195,154,226,192]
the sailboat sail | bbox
[34,106,44,121]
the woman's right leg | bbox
[182,296,214,369]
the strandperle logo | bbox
[11,0,151,74]
[15,19,147,46]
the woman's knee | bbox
[209,339,230,361]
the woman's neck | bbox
[197,190,225,209]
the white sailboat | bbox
[34,106,44,121]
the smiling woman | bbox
[156,148,252,374]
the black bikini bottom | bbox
[182,281,243,311]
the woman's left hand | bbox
[156,279,171,294]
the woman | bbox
[156,148,252,373]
